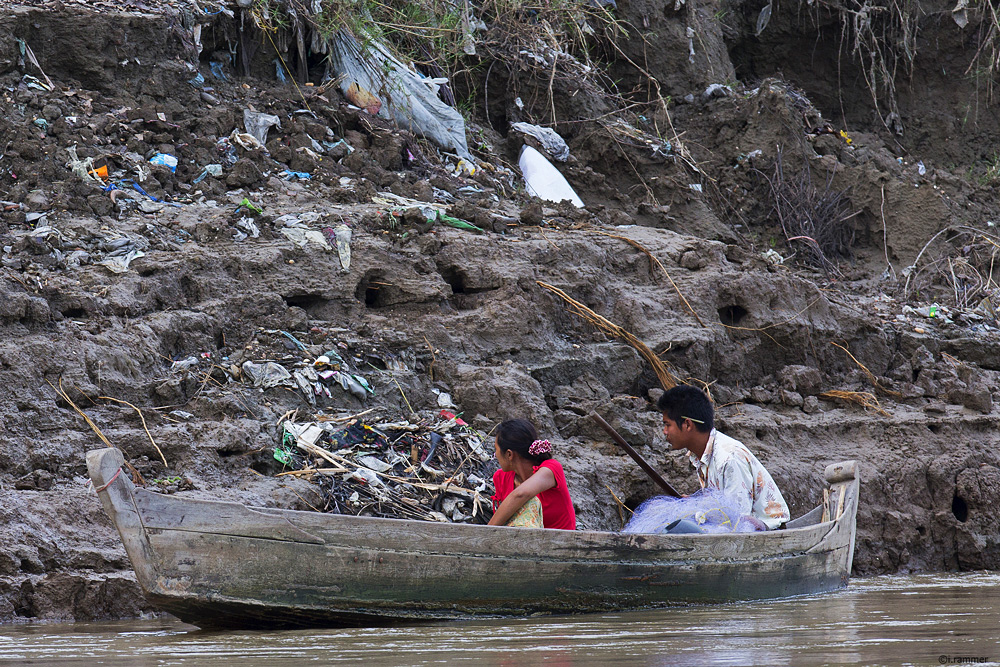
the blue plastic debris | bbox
[192,164,223,184]
[122,179,160,202]
[188,72,205,88]
[21,74,51,91]
[323,138,354,155]
[278,330,308,351]
[210,61,228,81]
[281,170,312,181]
[102,181,165,205]
[216,137,238,168]
[273,58,288,83]
[149,154,178,173]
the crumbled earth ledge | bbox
[3,0,1000,622]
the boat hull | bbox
[87,448,859,629]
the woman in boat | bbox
[488,419,576,530]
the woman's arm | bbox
[487,466,556,526]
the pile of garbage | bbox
[237,330,379,407]
[277,411,497,523]
[1,0,693,273]
[162,327,398,408]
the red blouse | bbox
[491,459,576,530]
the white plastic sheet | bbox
[329,30,471,160]
[242,361,294,388]
[518,145,584,207]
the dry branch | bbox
[753,147,857,277]
[537,281,677,389]
[99,396,168,466]
[830,342,901,398]
[819,389,890,417]
[588,229,706,327]
[49,379,114,449]
[48,379,146,485]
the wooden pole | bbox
[590,413,681,498]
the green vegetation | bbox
[245,0,680,183]
[982,152,1000,185]
[960,152,1000,187]
[248,0,623,90]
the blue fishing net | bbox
[622,488,764,534]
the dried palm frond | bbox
[588,230,706,328]
[48,378,147,485]
[818,389,890,417]
[537,281,677,389]
[831,342,901,398]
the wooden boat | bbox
[87,447,859,630]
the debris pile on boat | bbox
[276,412,497,523]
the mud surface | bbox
[3,0,1000,623]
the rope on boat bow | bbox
[93,467,122,494]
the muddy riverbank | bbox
[3,0,1000,622]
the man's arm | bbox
[716,456,755,518]
[756,470,790,529]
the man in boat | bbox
[659,385,790,530]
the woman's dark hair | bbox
[496,418,552,464]
[657,385,714,433]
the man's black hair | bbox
[657,385,714,433]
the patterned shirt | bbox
[688,430,790,529]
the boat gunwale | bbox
[95,446,856,565]
[136,485,840,543]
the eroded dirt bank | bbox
[3,0,1000,622]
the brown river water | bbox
[0,572,998,666]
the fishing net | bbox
[622,488,764,534]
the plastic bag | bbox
[192,164,222,184]
[328,30,471,159]
[241,361,293,388]
[279,226,329,251]
[97,249,144,274]
[519,145,584,207]
[66,144,100,182]
[149,154,178,173]
[243,110,281,146]
[333,224,352,271]
[511,122,570,162]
